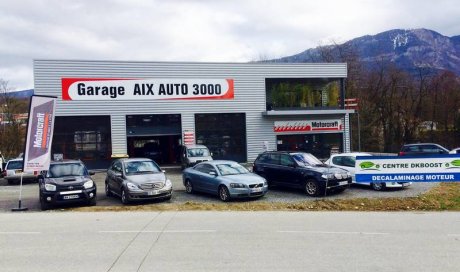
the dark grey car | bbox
[105,158,172,204]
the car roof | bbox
[402,143,443,146]
[330,152,372,157]
[50,159,83,165]
[7,158,23,162]
[184,145,208,149]
[116,157,155,163]
[200,160,239,166]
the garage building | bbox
[33,60,353,168]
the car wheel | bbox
[371,182,385,191]
[185,179,194,194]
[121,189,130,204]
[305,179,321,196]
[87,197,97,206]
[105,182,113,197]
[218,185,230,202]
[40,196,51,211]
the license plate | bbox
[15,170,23,174]
[63,195,79,200]
[402,183,410,187]
[339,181,348,186]
[148,190,159,196]
[252,187,262,192]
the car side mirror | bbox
[162,170,166,173]
[209,171,217,176]
[89,171,95,176]
[210,152,213,157]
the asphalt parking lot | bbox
[0,167,437,212]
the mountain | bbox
[4,89,34,98]
[275,28,460,75]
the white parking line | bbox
[0,232,41,234]
[447,234,460,237]
[99,230,216,233]
[278,231,390,235]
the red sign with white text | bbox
[61,78,234,101]
[274,120,343,133]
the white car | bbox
[324,152,411,191]
[4,158,38,185]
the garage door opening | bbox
[126,114,181,165]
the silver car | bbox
[105,158,172,204]
[182,160,268,201]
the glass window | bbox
[333,156,355,167]
[266,78,341,110]
[280,154,295,167]
[6,160,23,170]
[187,148,210,157]
[195,163,214,174]
[47,163,88,178]
[291,153,323,166]
[216,163,249,176]
[123,160,160,175]
[52,116,111,169]
[195,113,247,162]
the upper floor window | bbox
[266,78,341,110]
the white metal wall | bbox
[33,60,348,162]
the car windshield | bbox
[187,148,210,157]
[7,160,23,170]
[291,153,324,166]
[124,160,161,175]
[47,163,87,178]
[216,163,249,176]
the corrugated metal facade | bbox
[33,60,350,162]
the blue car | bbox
[182,160,268,201]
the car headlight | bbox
[126,182,140,190]
[83,180,94,189]
[44,183,56,191]
[165,179,172,187]
[230,183,246,188]
[321,173,335,180]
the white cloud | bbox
[0,0,459,90]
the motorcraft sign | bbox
[355,155,460,183]
[23,95,57,172]
[62,78,234,100]
[274,120,343,133]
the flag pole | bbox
[11,172,28,211]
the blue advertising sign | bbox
[355,155,460,183]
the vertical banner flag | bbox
[23,95,57,172]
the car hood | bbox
[300,165,349,174]
[125,172,166,185]
[47,175,91,185]
[221,173,265,184]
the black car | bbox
[252,151,352,196]
[38,160,97,210]
[105,158,172,204]
[398,143,449,156]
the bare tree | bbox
[0,79,27,158]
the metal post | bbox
[357,111,361,152]
[11,173,28,211]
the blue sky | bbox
[1,0,459,90]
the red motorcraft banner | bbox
[23,95,57,172]
[274,120,343,133]
[62,78,234,100]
